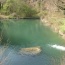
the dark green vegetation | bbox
[0,0,65,18]
[0,0,40,18]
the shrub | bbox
[2,0,38,18]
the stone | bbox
[19,46,41,55]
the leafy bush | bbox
[2,0,38,18]
[2,0,16,15]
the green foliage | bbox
[0,2,1,10]
[58,18,65,32]
[49,17,65,33]
[1,0,38,18]
[16,4,38,17]
[2,0,17,15]
[38,10,48,17]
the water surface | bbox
[0,19,65,65]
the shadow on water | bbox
[0,19,40,47]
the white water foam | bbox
[48,44,65,51]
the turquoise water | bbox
[0,19,65,65]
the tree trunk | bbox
[0,2,1,10]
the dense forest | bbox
[0,0,47,18]
[0,0,40,18]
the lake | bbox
[0,19,65,65]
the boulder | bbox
[19,46,41,55]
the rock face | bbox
[19,46,41,55]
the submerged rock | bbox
[19,46,41,55]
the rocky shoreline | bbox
[41,18,65,40]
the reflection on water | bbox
[0,19,65,65]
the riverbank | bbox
[0,14,40,19]
[0,15,9,19]
[41,17,65,40]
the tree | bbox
[0,2,1,10]
[2,0,38,18]
[2,0,16,14]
